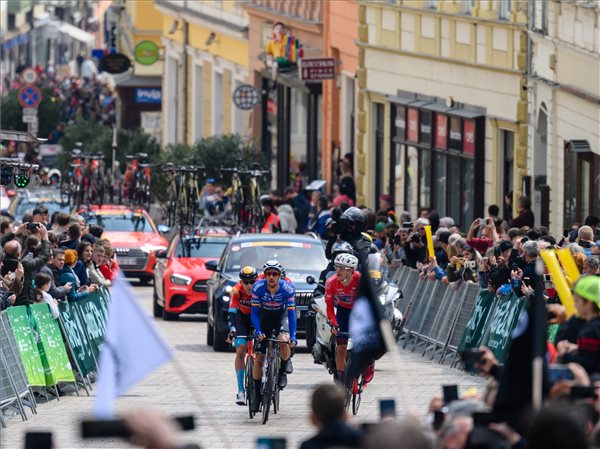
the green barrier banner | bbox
[58,301,96,377]
[6,306,46,386]
[458,290,497,352]
[485,293,528,363]
[74,293,107,359]
[29,303,75,385]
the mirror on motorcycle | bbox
[306,275,315,285]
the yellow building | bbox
[357,0,528,228]
[114,1,164,136]
[155,1,250,146]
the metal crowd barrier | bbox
[390,266,480,367]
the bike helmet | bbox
[331,241,354,258]
[263,260,283,274]
[239,265,258,281]
[334,253,359,270]
[340,207,367,233]
[260,194,274,207]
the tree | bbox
[0,87,61,138]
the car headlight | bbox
[224,285,233,293]
[170,273,192,286]
[142,244,168,254]
[222,295,230,302]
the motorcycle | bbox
[305,252,403,378]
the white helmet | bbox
[334,253,358,270]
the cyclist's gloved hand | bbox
[290,337,298,348]
[498,284,512,296]
[329,322,340,335]
[254,330,266,341]
[227,327,236,342]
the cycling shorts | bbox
[256,312,289,354]
[336,306,351,345]
[233,313,252,348]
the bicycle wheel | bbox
[246,358,255,419]
[261,363,274,424]
[352,374,363,415]
[272,360,280,415]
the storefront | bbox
[261,69,322,191]
[564,140,600,225]
[390,95,485,227]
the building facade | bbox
[529,0,600,236]
[113,0,164,135]
[245,0,324,191]
[357,0,529,229]
[156,0,250,147]
[322,0,359,194]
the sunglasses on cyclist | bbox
[242,279,255,285]
[265,271,280,277]
[334,265,349,271]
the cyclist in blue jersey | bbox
[250,260,297,412]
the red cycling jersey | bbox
[325,271,362,325]
[230,282,253,315]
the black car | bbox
[205,233,327,351]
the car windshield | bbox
[86,214,154,233]
[16,201,69,218]
[223,241,327,274]
[174,237,229,259]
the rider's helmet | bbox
[334,253,359,270]
[340,207,367,234]
[263,260,283,274]
[331,241,354,259]
[260,194,274,207]
[239,266,258,282]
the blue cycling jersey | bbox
[251,279,296,339]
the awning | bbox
[58,22,95,47]
[113,74,162,88]
[567,140,592,153]
[1,32,29,51]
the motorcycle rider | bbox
[227,266,258,406]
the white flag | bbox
[94,275,173,418]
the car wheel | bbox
[305,314,316,350]
[207,320,214,346]
[213,324,229,352]
[152,287,163,318]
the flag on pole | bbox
[94,275,173,418]
[347,253,388,380]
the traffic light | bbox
[14,173,30,188]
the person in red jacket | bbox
[325,253,366,385]
[98,244,120,281]
[227,266,258,406]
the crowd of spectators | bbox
[0,206,118,313]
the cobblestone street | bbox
[1,284,486,449]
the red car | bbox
[83,205,169,284]
[153,229,231,320]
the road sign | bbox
[233,84,260,110]
[17,85,42,108]
[21,68,38,85]
[299,58,336,82]
[22,107,37,116]
[22,115,37,124]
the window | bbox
[533,0,547,33]
[374,103,385,201]
[499,0,512,20]
[564,143,600,226]
[405,146,419,219]
[419,148,431,210]
[464,0,476,14]
[165,55,179,144]
[424,0,437,9]
[232,79,244,135]
[500,129,514,220]
[340,75,355,156]
[434,152,447,216]
[462,159,475,226]
[212,70,224,135]
[192,64,204,142]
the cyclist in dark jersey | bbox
[227,266,258,406]
[250,260,297,412]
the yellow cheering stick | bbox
[424,225,435,260]
[540,250,576,317]
[556,248,581,286]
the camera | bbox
[411,233,421,243]
[27,222,40,231]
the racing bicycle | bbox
[236,335,257,419]
[339,332,365,416]
[259,332,287,424]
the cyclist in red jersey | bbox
[325,253,361,383]
[227,266,258,406]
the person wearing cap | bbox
[557,275,600,375]
[373,222,387,250]
[378,194,397,225]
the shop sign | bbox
[135,87,162,104]
[463,120,476,155]
[435,114,448,149]
[134,41,160,66]
[394,105,406,140]
[419,110,432,145]
[407,108,419,142]
[101,53,131,74]
[448,116,462,151]
[299,58,336,81]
